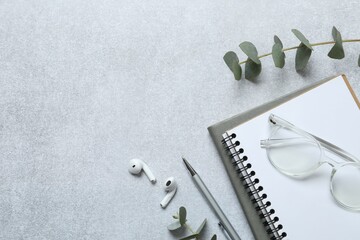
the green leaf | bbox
[179,233,199,240]
[239,41,260,64]
[223,51,242,80]
[328,26,345,59]
[295,43,312,71]
[291,29,313,50]
[179,207,187,226]
[272,35,285,68]
[195,219,207,234]
[245,58,262,80]
[274,35,283,48]
[358,54,360,67]
[167,221,182,231]
[272,44,285,68]
[211,234,217,240]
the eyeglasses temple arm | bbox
[269,114,360,163]
[311,134,360,163]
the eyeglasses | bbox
[260,114,360,211]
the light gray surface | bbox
[0,1,359,239]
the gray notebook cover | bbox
[207,75,345,240]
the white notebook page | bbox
[226,76,360,240]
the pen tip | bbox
[182,156,196,176]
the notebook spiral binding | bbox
[222,133,287,240]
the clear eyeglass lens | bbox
[331,163,360,210]
[266,127,322,177]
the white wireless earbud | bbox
[128,158,156,183]
[160,177,177,208]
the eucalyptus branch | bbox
[238,39,360,65]
[224,26,360,81]
[167,206,217,240]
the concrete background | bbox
[0,0,359,239]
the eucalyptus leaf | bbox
[179,207,187,226]
[272,36,285,68]
[358,54,360,67]
[245,58,262,80]
[274,35,283,48]
[223,51,242,80]
[328,26,345,59]
[167,221,182,231]
[211,234,217,240]
[295,43,312,71]
[272,44,285,68]
[239,41,260,64]
[291,29,313,50]
[179,233,199,240]
[195,218,207,234]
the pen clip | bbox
[218,222,232,240]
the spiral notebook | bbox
[208,75,360,240]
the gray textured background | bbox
[0,0,359,239]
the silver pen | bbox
[183,157,242,240]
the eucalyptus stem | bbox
[238,39,360,65]
[184,223,195,234]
